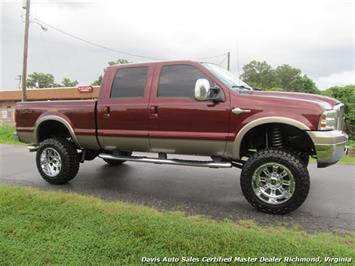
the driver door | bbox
[148,62,230,156]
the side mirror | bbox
[194,79,224,102]
[194,79,210,101]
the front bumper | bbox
[307,130,349,168]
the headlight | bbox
[319,109,337,130]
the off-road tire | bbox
[240,148,310,214]
[291,150,309,167]
[36,137,80,184]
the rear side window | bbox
[158,64,209,98]
[110,67,148,98]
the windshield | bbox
[202,63,253,91]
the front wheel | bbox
[240,149,310,214]
[36,137,80,184]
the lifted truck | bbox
[15,60,348,214]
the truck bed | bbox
[16,100,98,149]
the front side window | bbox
[110,67,148,98]
[158,64,209,98]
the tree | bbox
[275,64,301,90]
[91,76,102,86]
[240,60,279,89]
[322,85,355,139]
[62,78,79,87]
[240,60,319,93]
[27,72,56,88]
[288,75,319,94]
[108,59,129,65]
[91,59,129,86]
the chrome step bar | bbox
[99,154,232,168]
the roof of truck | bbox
[107,60,202,68]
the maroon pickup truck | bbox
[15,60,348,214]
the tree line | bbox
[240,60,319,93]
[26,73,78,88]
[240,60,354,138]
[26,59,129,88]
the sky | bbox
[0,0,354,90]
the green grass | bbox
[333,156,355,165]
[0,184,354,265]
[0,125,22,145]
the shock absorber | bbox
[270,126,283,148]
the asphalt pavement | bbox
[0,144,354,233]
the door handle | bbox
[232,107,251,115]
[103,106,110,118]
[150,105,158,118]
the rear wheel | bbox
[240,149,310,214]
[36,137,80,184]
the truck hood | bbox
[250,90,340,110]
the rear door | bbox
[148,62,231,156]
[97,64,153,151]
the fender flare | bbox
[34,115,81,148]
[232,116,310,159]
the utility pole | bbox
[21,0,31,102]
[227,51,230,71]
[16,75,22,90]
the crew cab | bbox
[15,60,349,214]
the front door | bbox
[148,62,230,156]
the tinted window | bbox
[110,67,148,98]
[158,65,208,98]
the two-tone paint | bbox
[15,60,341,161]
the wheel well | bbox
[240,123,315,158]
[37,120,72,143]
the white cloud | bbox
[1,0,354,89]
[314,70,355,90]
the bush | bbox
[322,85,355,139]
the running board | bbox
[99,154,232,168]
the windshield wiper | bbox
[232,85,252,91]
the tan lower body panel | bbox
[149,138,228,157]
[76,135,100,150]
[17,132,237,159]
[99,136,232,157]
[98,136,150,152]
[17,131,35,144]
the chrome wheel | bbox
[252,162,295,205]
[40,147,62,177]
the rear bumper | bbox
[307,130,349,168]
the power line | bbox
[198,53,226,61]
[30,16,165,60]
[29,15,227,63]
[217,55,227,67]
